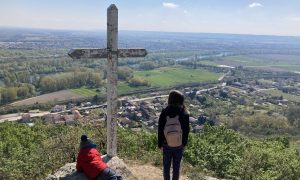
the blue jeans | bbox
[163,145,184,180]
[96,167,123,180]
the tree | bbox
[139,61,156,70]
[16,71,30,83]
[1,87,17,103]
[287,106,300,127]
[17,86,29,98]
[118,66,133,80]
[26,84,36,95]
[39,76,56,92]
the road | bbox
[0,111,49,123]
[257,88,276,92]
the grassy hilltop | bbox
[1,122,300,179]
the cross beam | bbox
[68,4,147,157]
[68,48,147,59]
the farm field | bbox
[11,90,84,106]
[70,87,100,97]
[118,82,146,94]
[261,89,300,103]
[198,60,219,66]
[134,67,221,87]
[222,55,260,66]
[218,54,300,71]
[70,82,146,97]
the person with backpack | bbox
[158,90,190,180]
[76,135,123,180]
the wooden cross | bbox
[68,4,147,157]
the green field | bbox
[262,89,300,103]
[134,67,221,87]
[221,54,300,71]
[71,67,221,97]
[118,81,146,94]
[71,83,145,97]
[70,87,99,97]
[223,55,266,66]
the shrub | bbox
[185,125,247,178]
[118,66,133,80]
[129,77,150,87]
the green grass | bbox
[134,67,222,87]
[71,83,146,97]
[221,54,300,71]
[262,89,300,103]
[70,87,99,97]
[118,82,145,94]
[223,55,263,66]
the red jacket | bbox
[76,148,108,179]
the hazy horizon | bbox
[1,26,300,38]
[1,0,300,36]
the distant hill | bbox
[1,27,300,53]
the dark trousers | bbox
[163,145,184,180]
[96,167,123,180]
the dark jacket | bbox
[158,105,190,148]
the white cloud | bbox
[163,2,179,9]
[249,2,263,8]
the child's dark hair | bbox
[168,90,186,111]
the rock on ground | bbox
[46,155,134,180]
[46,156,220,180]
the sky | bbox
[0,0,300,36]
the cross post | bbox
[68,4,147,157]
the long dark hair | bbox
[168,90,186,111]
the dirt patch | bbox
[126,161,189,180]
[11,90,84,106]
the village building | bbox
[20,113,31,123]
[51,105,66,112]
[64,115,76,125]
[43,113,61,124]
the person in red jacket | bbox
[76,135,122,180]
